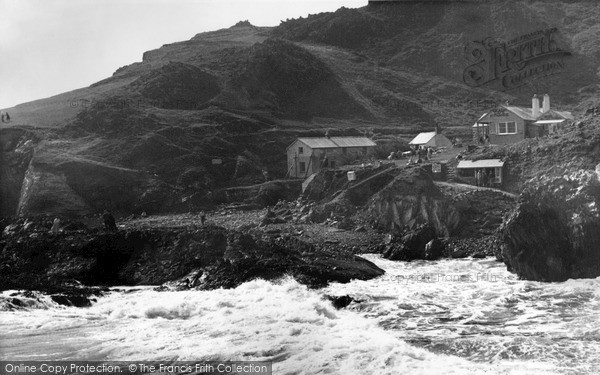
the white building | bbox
[409,131,453,148]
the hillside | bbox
[2,2,600,217]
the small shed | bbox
[456,159,505,187]
[409,132,453,148]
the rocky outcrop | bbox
[15,142,177,217]
[0,217,383,294]
[304,166,460,237]
[172,234,384,290]
[367,167,460,237]
[498,169,600,281]
[382,223,443,261]
[0,128,37,217]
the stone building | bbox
[286,137,376,178]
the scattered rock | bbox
[326,295,358,309]
[383,224,437,261]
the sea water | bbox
[1,255,599,374]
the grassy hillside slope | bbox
[2,2,599,217]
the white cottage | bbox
[409,131,453,148]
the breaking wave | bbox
[1,256,599,374]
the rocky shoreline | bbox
[0,198,510,308]
[0,164,527,308]
[0,215,386,306]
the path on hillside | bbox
[434,181,518,199]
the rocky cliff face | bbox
[366,167,460,237]
[301,165,462,250]
[14,141,177,217]
[0,129,37,217]
[499,169,600,281]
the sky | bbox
[0,0,366,109]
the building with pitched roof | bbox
[473,94,573,145]
[286,136,376,178]
[409,131,453,148]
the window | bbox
[330,161,336,168]
[299,162,306,173]
[342,148,347,154]
[298,147,304,154]
[498,121,517,135]
[458,168,475,177]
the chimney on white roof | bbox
[542,93,550,114]
[532,94,540,117]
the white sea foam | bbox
[325,255,600,374]
[1,257,599,374]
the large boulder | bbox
[498,169,600,281]
[383,223,439,261]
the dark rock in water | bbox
[499,170,600,281]
[326,295,357,309]
[499,203,575,281]
[50,294,93,308]
[193,235,384,290]
[0,217,383,294]
[424,238,444,260]
[383,224,437,261]
[2,284,106,310]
